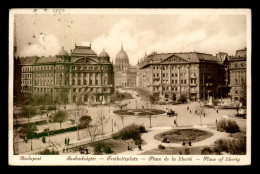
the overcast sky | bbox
[14,12,247,65]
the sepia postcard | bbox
[8,8,251,166]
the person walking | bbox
[63,147,65,153]
[138,144,142,151]
[190,110,191,114]
[68,137,70,145]
[187,106,189,110]
[188,141,192,146]
[65,137,67,146]
[204,113,206,117]
[216,110,218,114]
[182,141,185,146]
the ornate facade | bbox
[228,48,247,102]
[20,45,114,104]
[137,52,226,102]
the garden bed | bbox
[154,129,213,143]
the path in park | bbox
[117,125,229,155]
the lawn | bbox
[69,139,140,155]
[140,146,205,155]
[154,129,213,143]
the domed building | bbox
[20,44,114,105]
[114,45,137,88]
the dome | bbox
[115,45,129,60]
[99,49,110,58]
[57,47,69,57]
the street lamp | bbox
[75,104,80,140]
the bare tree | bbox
[52,110,68,129]
[18,122,38,151]
[96,110,110,134]
[142,90,156,128]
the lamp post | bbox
[112,119,113,132]
[76,104,80,140]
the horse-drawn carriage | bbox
[167,109,177,117]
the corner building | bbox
[20,45,114,104]
[137,52,226,102]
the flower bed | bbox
[113,109,165,116]
[154,129,213,143]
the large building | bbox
[114,45,137,88]
[20,45,114,104]
[228,48,247,102]
[137,51,227,102]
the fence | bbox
[66,134,112,150]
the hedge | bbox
[28,126,77,139]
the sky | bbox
[14,12,247,65]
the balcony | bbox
[190,83,197,87]
[190,75,197,79]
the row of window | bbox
[152,65,198,70]
[232,62,246,68]
[22,73,32,79]
[153,72,196,78]
[71,66,109,71]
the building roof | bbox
[20,56,38,65]
[99,49,110,58]
[115,45,129,60]
[174,52,219,62]
[235,48,246,58]
[70,45,98,57]
[139,52,221,68]
[56,47,69,57]
[36,56,57,64]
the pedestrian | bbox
[85,148,88,154]
[204,113,206,117]
[68,137,70,145]
[187,106,189,110]
[195,110,197,114]
[138,144,142,151]
[63,147,65,153]
[25,136,28,143]
[188,141,192,146]
[66,147,68,152]
[182,141,185,146]
[216,110,218,114]
[65,137,67,146]
[190,110,191,114]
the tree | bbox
[20,105,36,123]
[87,123,101,145]
[18,123,38,151]
[39,106,46,119]
[178,93,188,103]
[142,91,156,128]
[225,120,240,136]
[52,110,68,129]
[78,115,92,129]
[96,110,110,134]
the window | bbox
[90,80,92,85]
[235,78,238,85]
[73,88,76,92]
[95,79,98,85]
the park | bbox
[13,87,247,155]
